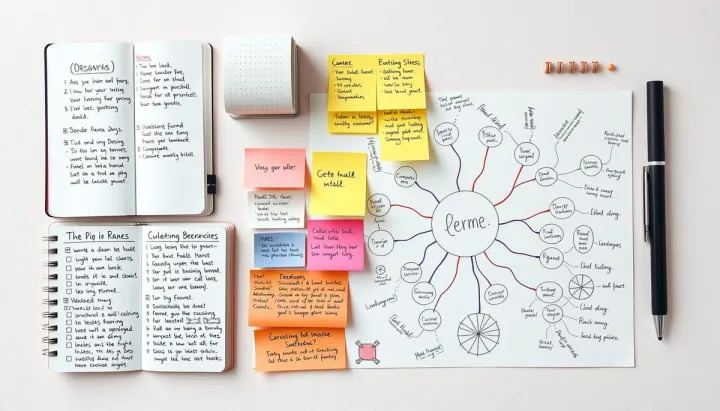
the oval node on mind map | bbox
[433,122,459,146]
[394,166,417,188]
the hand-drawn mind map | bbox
[309,92,634,368]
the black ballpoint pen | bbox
[644,81,668,341]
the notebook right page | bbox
[140,225,228,372]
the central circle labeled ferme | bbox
[431,191,499,257]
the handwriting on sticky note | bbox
[307,219,365,271]
[310,152,367,216]
[254,232,306,268]
[254,327,347,372]
[328,111,377,134]
[244,148,306,188]
[248,270,348,327]
[379,109,429,161]
[327,55,377,112]
[247,190,305,229]
[377,54,426,110]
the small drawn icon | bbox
[375,265,386,276]
[355,340,380,365]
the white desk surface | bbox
[1,0,717,410]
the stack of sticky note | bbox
[244,148,308,269]
[327,54,429,161]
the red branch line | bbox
[390,204,432,219]
[516,209,550,222]
[484,251,536,291]
[434,256,462,310]
[494,165,524,206]
[471,147,491,192]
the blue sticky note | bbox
[254,232,306,268]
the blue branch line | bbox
[414,182,440,203]
[428,252,449,283]
[498,218,540,235]
[494,239,540,259]
[395,230,432,243]
[470,256,482,313]
[450,144,462,192]
[417,241,437,266]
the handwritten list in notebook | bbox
[44,41,214,217]
[45,223,234,372]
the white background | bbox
[1,0,718,410]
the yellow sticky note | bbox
[328,111,377,134]
[377,54,426,110]
[310,152,367,216]
[327,55,377,112]
[379,109,429,161]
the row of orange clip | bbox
[545,61,616,74]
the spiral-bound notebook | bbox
[43,222,234,372]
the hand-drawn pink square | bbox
[307,219,365,271]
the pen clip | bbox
[643,166,650,242]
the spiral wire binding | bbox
[43,236,58,357]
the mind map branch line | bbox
[498,218,540,235]
[433,256,462,311]
[417,241,437,266]
[484,250,536,291]
[450,143,462,192]
[502,209,550,223]
[428,252,449,283]
[395,230,432,243]
[414,181,440,203]
[493,238,540,259]
[471,146,490,192]
[473,255,492,286]
[494,165,524,206]
[470,256,483,313]
[390,204,432,219]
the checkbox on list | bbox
[66,289,72,295]
[66,342,72,348]
[66,327,72,333]
[66,281,72,287]
[66,256,72,263]
[66,320,72,326]
[66,312,72,318]
[66,265,72,272]
[66,335,72,341]
[66,356,72,362]
[64,247,70,253]
[66,274,72,280]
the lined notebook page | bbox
[134,42,207,215]
[140,225,228,372]
[48,225,142,372]
[46,43,137,217]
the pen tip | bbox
[658,337,662,341]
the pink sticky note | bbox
[307,219,365,271]
[244,148,306,188]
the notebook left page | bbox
[46,43,137,217]
[47,224,142,372]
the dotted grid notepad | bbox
[222,35,297,117]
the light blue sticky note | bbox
[254,232,306,268]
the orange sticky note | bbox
[244,148,306,188]
[249,270,348,328]
[254,327,347,372]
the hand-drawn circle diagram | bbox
[431,191,499,257]
[568,274,595,300]
[457,313,500,356]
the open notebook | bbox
[44,41,215,217]
[43,223,234,372]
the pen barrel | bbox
[647,81,666,162]
[648,166,668,315]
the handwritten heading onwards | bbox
[244,148,306,188]
[249,269,348,327]
[376,54,426,110]
[247,190,305,229]
[307,219,365,271]
[254,232,306,268]
[254,327,346,372]
[328,111,377,134]
[379,109,429,161]
[310,152,367,216]
[327,55,377,112]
